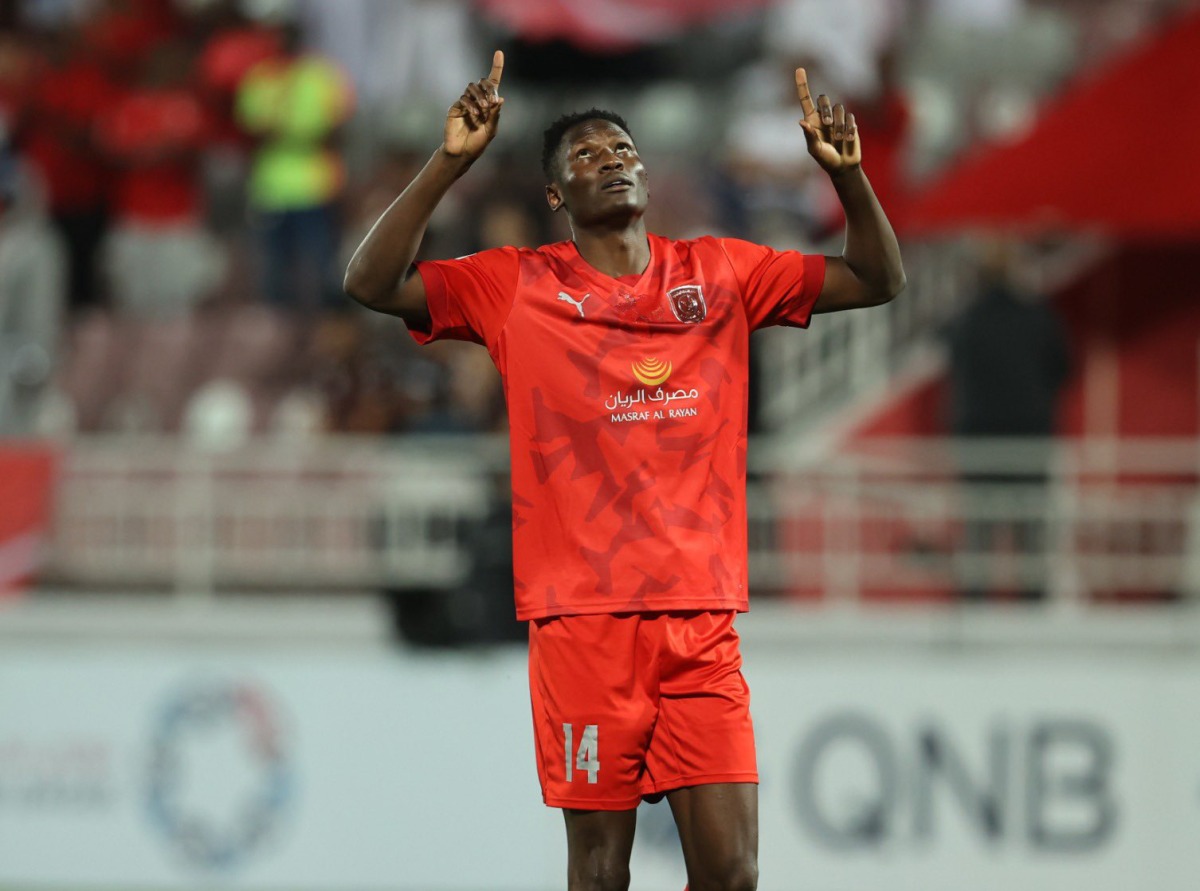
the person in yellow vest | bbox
[236,21,354,311]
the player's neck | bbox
[571,222,651,280]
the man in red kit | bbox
[345,52,904,891]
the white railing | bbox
[48,436,501,593]
[757,239,1107,431]
[748,437,1200,605]
[756,241,969,429]
[43,435,1200,606]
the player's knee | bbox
[690,856,758,891]
[567,856,630,891]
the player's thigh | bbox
[667,783,758,891]
[529,613,658,809]
[642,611,757,794]
[562,807,638,891]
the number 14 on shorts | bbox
[563,723,599,783]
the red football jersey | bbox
[413,233,824,620]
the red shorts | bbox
[528,610,758,810]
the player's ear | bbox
[545,183,564,212]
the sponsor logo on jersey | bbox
[606,357,700,422]
[666,285,706,324]
[557,291,590,318]
[631,357,672,387]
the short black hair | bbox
[541,108,633,182]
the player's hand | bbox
[443,51,505,162]
[795,67,862,175]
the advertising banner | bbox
[631,653,1200,891]
[0,647,562,890]
[3,642,1200,890]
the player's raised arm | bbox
[343,51,506,324]
[794,67,906,314]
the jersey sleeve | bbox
[717,238,826,331]
[409,247,520,349]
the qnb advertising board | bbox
[2,645,1199,891]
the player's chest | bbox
[498,269,750,411]
[507,270,742,348]
[546,280,709,328]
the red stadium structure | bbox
[906,6,1200,241]
[0,444,57,597]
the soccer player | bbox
[344,51,904,891]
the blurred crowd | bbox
[0,0,1189,441]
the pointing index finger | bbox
[488,50,504,88]
[795,67,815,118]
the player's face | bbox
[546,120,648,226]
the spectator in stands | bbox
[236,19,354,312]
[0,158,67,435]
[81,0,179,83]
[21,23,121,313]
[96,40,220,319]
[945,237,1070,602]
[68,40,222,432]
[192,0,281,233]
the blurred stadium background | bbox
[2,0,1200,889]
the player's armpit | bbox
[811,256,897,314]
[355,264,431,329]
[394,266,432,329]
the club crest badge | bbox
[666,285,706,324]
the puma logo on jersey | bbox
[557,291,590,318]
